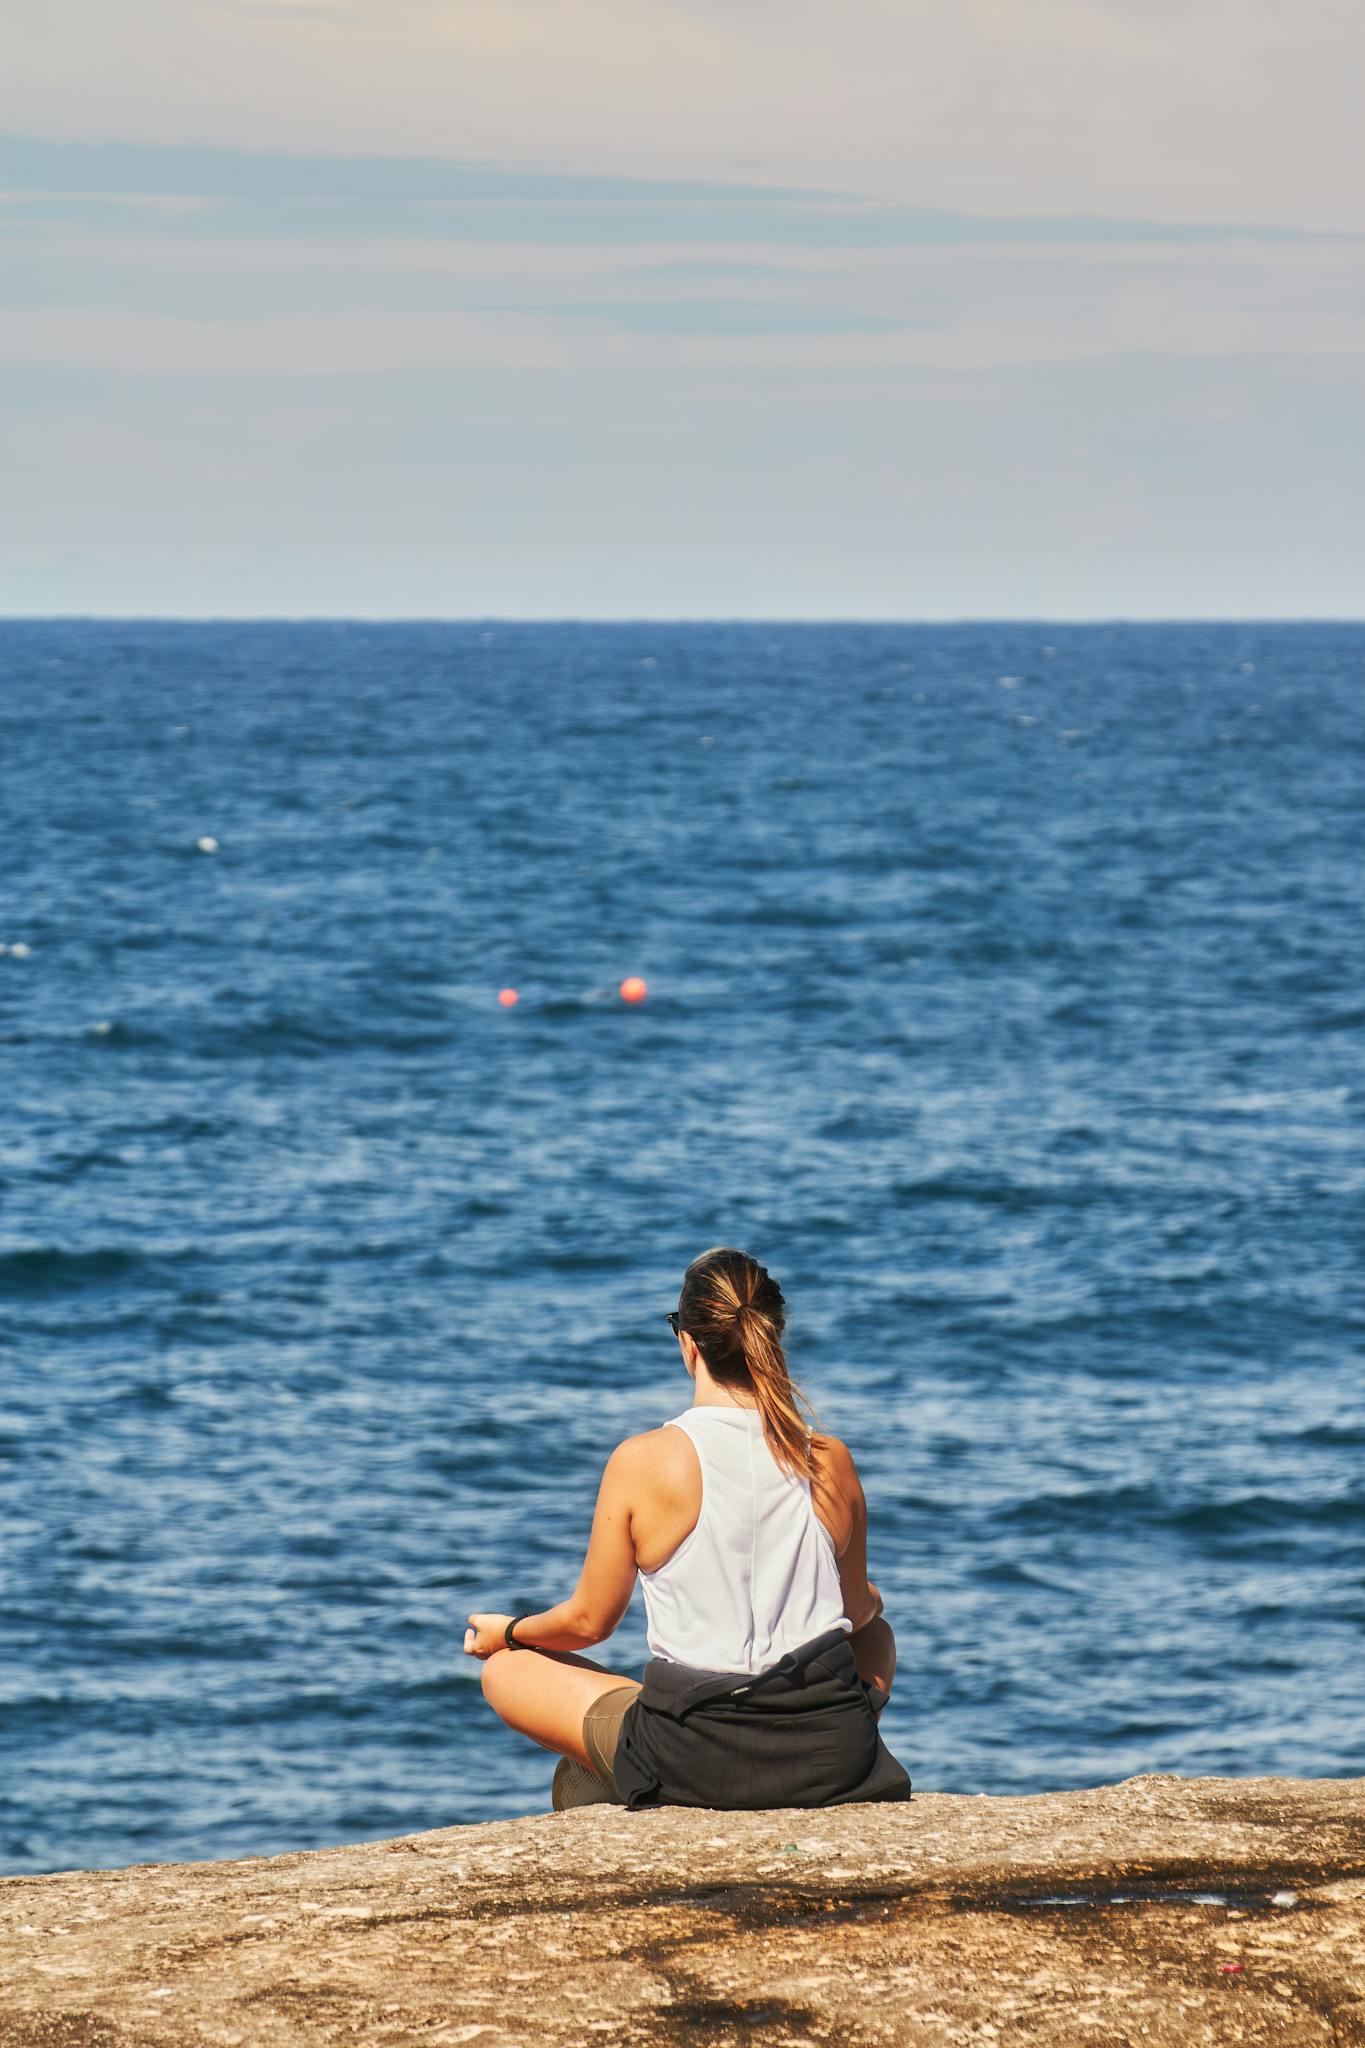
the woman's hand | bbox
[464,1613,516,1659]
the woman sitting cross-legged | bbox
[464,1246,911,1811]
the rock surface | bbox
[3,1775,1363,2046]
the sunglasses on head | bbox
[665,1312,683,1336]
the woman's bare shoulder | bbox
[607,1425,697,1487]
[613,1421,690,1456]
[810,1429,862,1484]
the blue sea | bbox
[2,619,1362,1878]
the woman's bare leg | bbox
[480,1647,641,1770]
[848,1615,896,1705]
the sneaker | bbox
[552,1756,616,1811]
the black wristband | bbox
[505,1615,531,1650]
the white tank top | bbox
[639,1405,852,1674]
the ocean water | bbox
[2,618,1362,1878]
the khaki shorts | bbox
[582,1683,642,1789]
[581,1675,889,1792]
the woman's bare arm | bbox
[817,1435,883,1631]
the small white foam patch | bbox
[7,941,31,958]
[196,836,219,854]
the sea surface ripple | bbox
[2,620,1362,1873]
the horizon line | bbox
[3,612,1363,627]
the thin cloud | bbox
[3,0,1358,230]
[2,135,1349,254]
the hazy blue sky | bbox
[3,1,1362,617]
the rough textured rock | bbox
[3,1775,1363,2046]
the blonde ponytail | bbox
[674,1247,820,1482]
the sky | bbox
[2,0,1362,618]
